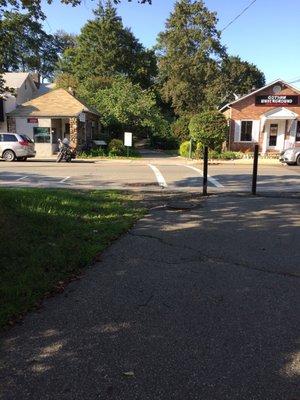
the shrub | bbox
[150,133,178,150]
[219,151,243,160]
[108,139,125,156]
[194,142,203,159]
[189,110,228,150]
[179,141,193,158]
[171,116,190,142]
[208,150,220,160]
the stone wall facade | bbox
[7,116,16,133]
[69,113,100,149]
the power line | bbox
[221,0,257,33]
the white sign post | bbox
[124,132,133,157]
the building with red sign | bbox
[220,79,300,154]
[7,88,100,158]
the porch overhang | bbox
[261,107,298,120]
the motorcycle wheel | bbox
[56,153,63,163]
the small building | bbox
[7,88,100,157]
[0,72,39,132]
[220,79,300,154]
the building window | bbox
[296,121,300,142]
[240,121,253,141]
[269,124,278,146]
[33,127,51,143]
[0,99,4,122]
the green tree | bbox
[171,115,190,142]
[0,0,151,20]
[59,1,157,88]
[0,11,63,80]
[189,110,228,150]
[156,0,225,115]
[215,56,266,106]
[77,75,167,138]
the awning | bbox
[262,107,298,120]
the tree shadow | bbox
[0,193,299,399]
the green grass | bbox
[0,188,145,329]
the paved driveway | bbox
[0,154,299,194]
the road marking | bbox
[148,164,168,188]
[59,176,70,183]
[15,176,28,181]
[180,165,224,188]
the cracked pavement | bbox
[1,194,300,399]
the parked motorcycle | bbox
[56,139,76,163]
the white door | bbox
[266,120,285,151]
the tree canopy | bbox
[189,110,228,150]
[156,0,226,116]
[58,1,156,88]
[0,12,75,81]
[0,0,151,20]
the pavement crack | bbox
[137,292,154,307]
[129,232,300,280]
[129,232,176,248]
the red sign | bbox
[27,117,38,123]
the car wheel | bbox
[296,156,300,166]
[3,150,15,162]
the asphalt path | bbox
[1,194,299,399]
[0,153,299,194]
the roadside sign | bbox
[124,132,132,147]
[79,112,86,122]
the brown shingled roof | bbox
[8,88,100,117]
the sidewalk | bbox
[1,194,299,400]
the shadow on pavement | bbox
[0,194,299,399]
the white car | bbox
[279,145,300,166]
[0,133,36,161]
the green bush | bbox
[108,139,125,156]
[171,116,190,142]
[208,151,243,160]
[208,150,220,160]
[150,134,178,150]
[194,142,203,159]
[179,141,193,157]
[219,151,243,160]
[189,110,228,150]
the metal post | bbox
[203,146,208,196]
[127,146,129,157]
[252,144,259,195]
[189,138,192,159]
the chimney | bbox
[68,87,76,97]
[31,72,41,89]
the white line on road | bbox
[59,176,71,183]
[15,176,28,181]
[148,164,168,188]
[180,165,224,188]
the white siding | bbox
[252,120,260,142]
[234,120,241,142]
[16,117,51,139]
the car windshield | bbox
[20,135,34,143]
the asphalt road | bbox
[0,151,299,194]
[1,194,299,399]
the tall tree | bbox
[58,0,157,88]
[0,0,151,20]
[156,0,226,116]
[0,11,65,80]
[218,56,266,104]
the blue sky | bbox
[42,0,300,84]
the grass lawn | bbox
[0,188,145,329]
